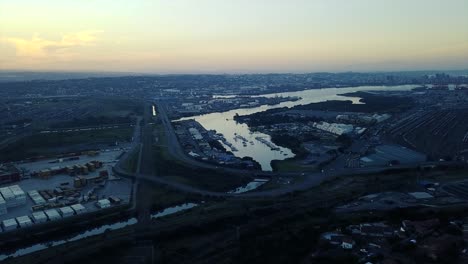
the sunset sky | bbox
[1,0,467,73]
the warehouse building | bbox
[1,218,17,231]
[312,122,355,136]
[31,211,48,223]
[44,209,61,221]
[188,127,203,140]
[58,206,74,218]
[0,164,21,185]
[0,196,6,215]
[16,215,33,228]
[71,204,86,214]
[96,199,111,209]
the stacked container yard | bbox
[58,206,74,218]
[16,216,33,228]
[0,195,6,215]
[28,190,46,205]
[1,218,17,231]
[44,209,61,221]
[71,204,86,214]
[31,211,48,223]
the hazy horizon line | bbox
[1,68,468,76]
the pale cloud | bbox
[2,30,102,58]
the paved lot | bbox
[361,144,426,167]
[17,148,130,173]
[442,182,468,200]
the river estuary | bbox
[181,85,419,171]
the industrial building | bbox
[31,211,47,223]
[336,113,391,125]
[58,206,74,218]
[96,199,111,209]
[408,192,434,200]
[71,204,86,214]
[15,216,33,228]
[44,209,61,221]
[0,164,21,185]
[188,127,203,140]
[0,196,6,215]
[0,150,131,232]
[312,122,357,136]
[1,218,17,231]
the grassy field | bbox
[120,145,140,173]
[50,97,144,128]
[146,184,204,211]
[271,158,318,172]
[152,123,252,192]
[0,127,133,161]
[84,97,144,117]
[152,145,251,192]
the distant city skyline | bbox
[1,0,467,73]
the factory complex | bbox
[0,149,132,233]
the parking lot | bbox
[360,144,426,167]
[442,181,468,200]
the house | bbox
[357,223,394,237]
[402,219,440,236]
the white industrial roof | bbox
[0,188,14,199]
[408,192,434,199]
[98,199,111,205]
[9,185,24,193]
[97,199,111,208]
[32,211,47,221]
[16,215,32,224]
[71,204,86,211]
[59,206,74,215]
[45,209,61,219]
[2,218,17,227]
